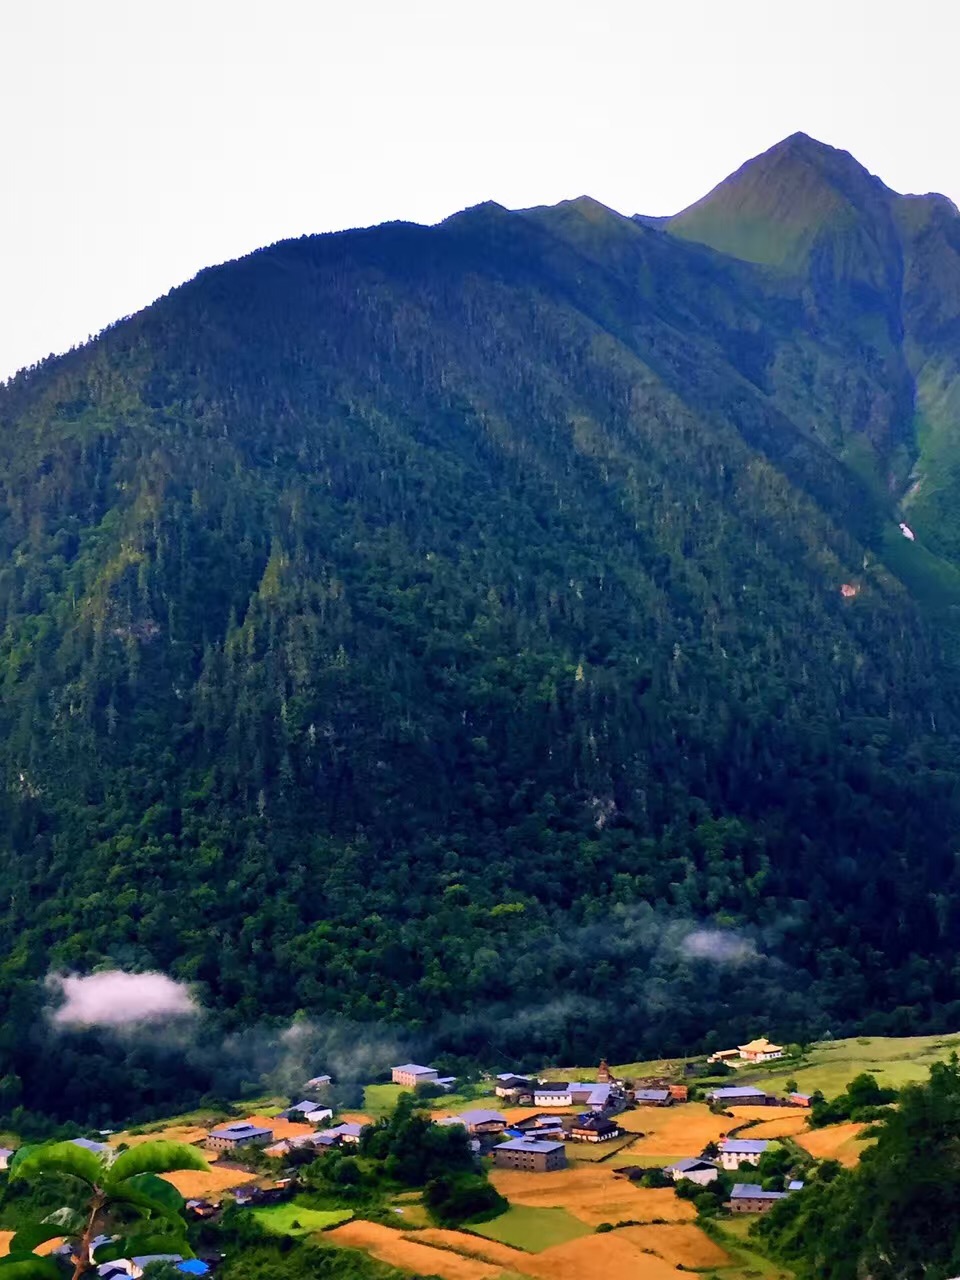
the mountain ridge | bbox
[4,135,960,1123]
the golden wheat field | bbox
[615,1102,734,1153]
[161,1165,258,1198]
[488,1167,696,1227]
[239,1114,317,1140]
[519,1231,693,1280]
[615,1222,732,1267]
[738,1112,810,1139]
[328,1220,502,1280]
[795,1121,868,1165]
[110,1123,210,1148]
[331,1217,725,1280]
[337,1112,373,1127]
[726,1106,792,1120]
[409,1228,529,1269]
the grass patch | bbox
[470,1204,592,1252]
[711,1215,794,1280]
[565,1136,636,1162]
[250,1203,353,1235]
[879,525,960,609]
[752,1033,960,1098]
[363,1084,405,1117]
[388,1198,431,1227]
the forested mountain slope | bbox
[3,135,960,1120]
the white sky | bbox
[1,0,957,382]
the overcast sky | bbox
[1,0,957,382]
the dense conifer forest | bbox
[3,133,960,1124]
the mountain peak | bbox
[665,132,890,270]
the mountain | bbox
[667,132,960,558]
[4,136,960,1123]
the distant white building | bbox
[664,1157,719,1186]
[899,522,916,541]
[391,1063,439,1088]
[719,1138,769,1170]
[737,1038,784,1064]
[534,1086,573,1107]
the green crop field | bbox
[753,1034,960,1097]
[566,1135,636,1162]
[250,1204,354,1236]
[470,1204,592,1252]
[362,1083,405,1116]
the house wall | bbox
[671,1167,717,1186]
[392,1068,439,1087]
[493,1148,566,1172]
[731,1197,779,1213]
[719,1150,761,1170]
[205,1132,272,1152]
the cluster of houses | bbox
[13,1038,813,1238]
[662,1136,805,1212]
[59,1234,212,1280]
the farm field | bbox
[470,1204,591,1251]
[715,1215,795,1280]
[754,1034,960,1097]
[331,1218,731,1280]
[488,1166,696,1226]
[238,1113,316,1140]
[615,1223,732,1267]
[727,1106,796,1120]
[616,1101,734,1153]
[409,1228,533,1269]
[328,1219,503,1280]
[109,1123,209,1148]
[569,1058,692,1080]
[337,1111,373,1126]
[160,1164,257,1198]
[564,1135,635,1162]
[518,1230,702,1280]
[736,1112,809,1139]
[795,1121,870,1166]
[251,1204,353,1235]
[363,1083,404,1116]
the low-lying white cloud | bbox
[680,928,758,964]
[48,970,198,1027]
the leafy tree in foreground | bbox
[0,1140,208,1280]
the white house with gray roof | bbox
[664,1157,719,1185]
[719,1138,769,1169]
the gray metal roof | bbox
[210,1123,272,1139]
[731,1183,785,1200]
[328,1122,363,1138]
[708,1087,767,1099]
[391,1063,436,1075]
[497,1137,565,1153]
[724,1139,770,1153]
[456,1109,507,1126]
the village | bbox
[0,1031,882,1280]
